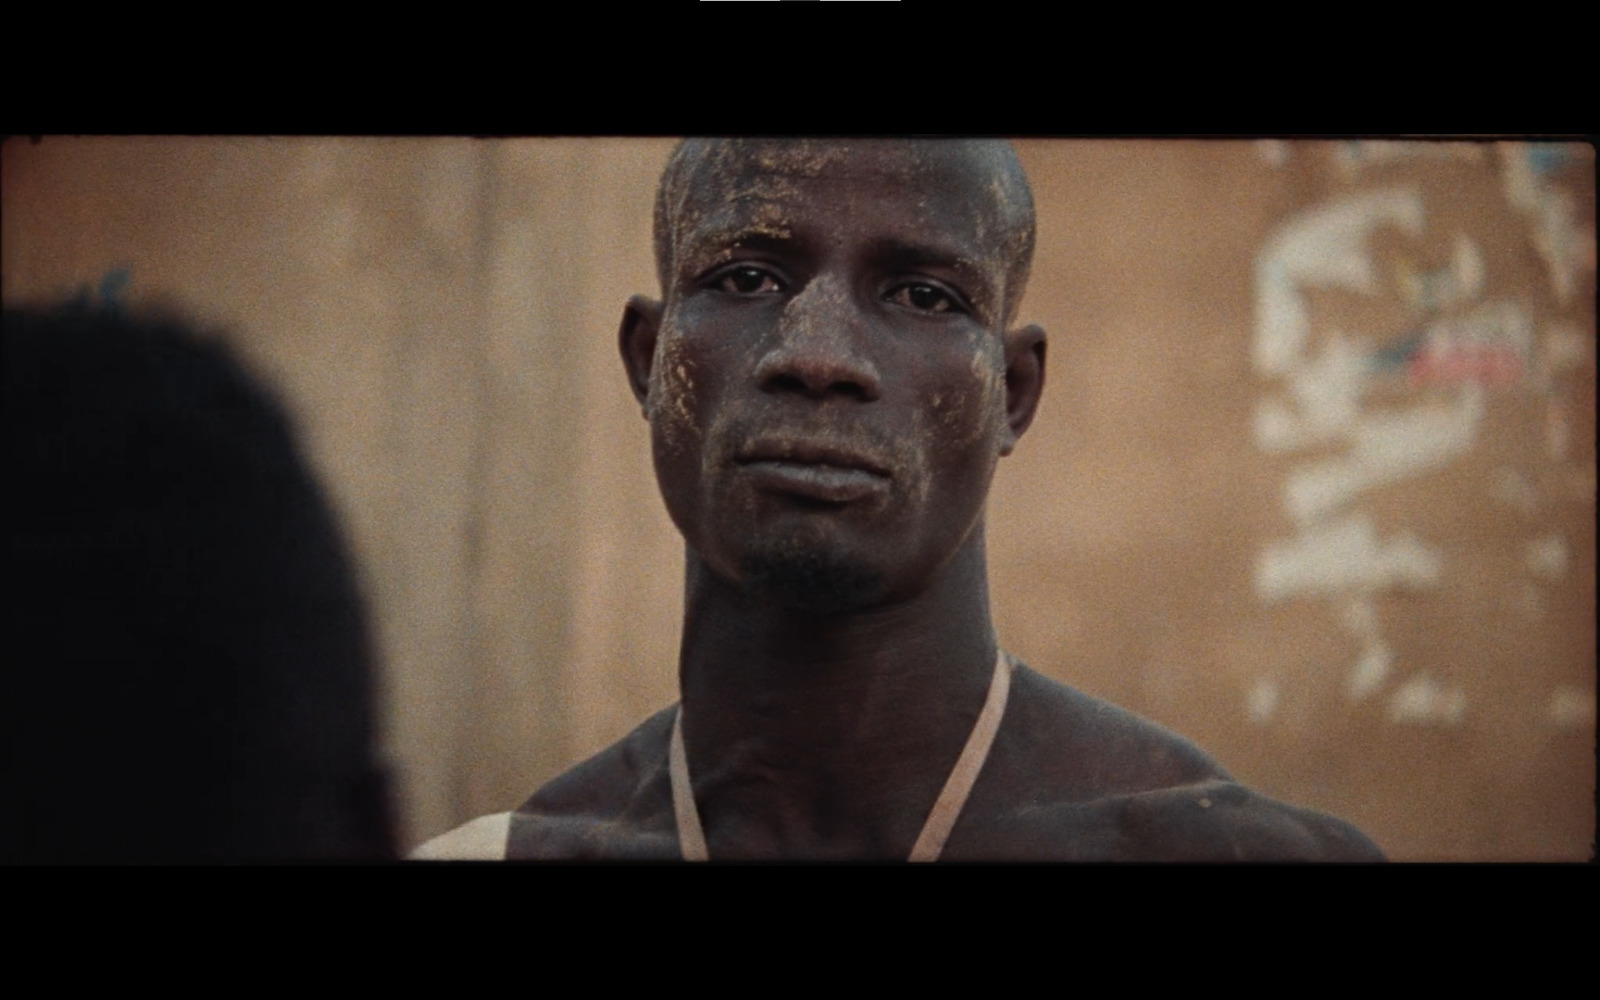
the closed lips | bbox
[736,441,893,503]
[736,442,890,478]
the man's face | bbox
[628,140,1036,613]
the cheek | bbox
[900,341,1007,527]
[923,338,1008,450]
[647,330,704,459]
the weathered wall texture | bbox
[5,137,1592,859]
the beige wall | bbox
[5,137,1593,859]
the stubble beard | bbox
[739,540,887,617]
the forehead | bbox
[659,139,1031,291]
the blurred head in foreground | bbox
[3,303,394,861]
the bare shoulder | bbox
[1109,778,1386,861]
[506,705,681,860]
[983,663,1237,798]
[957,662,1384,861]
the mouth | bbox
[735,440,892,504]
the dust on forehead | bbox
[652,139,1037,323]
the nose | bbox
[753,277,882,402]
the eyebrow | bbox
[871,238,992,278]
[680,223,796,256]
[685,223,996,278]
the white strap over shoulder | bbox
[670,650,1013,862]
[408,811,512,861]
[670,708,709,861]
[908,650,1012,861]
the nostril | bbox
[760,369,877,402]
[832,380,876,403]
[765,373,809,395]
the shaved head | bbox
[653,138,1037,327]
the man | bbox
[5,305,395,861]
[416,139,1383,861]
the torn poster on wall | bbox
[1249,142,1595,727]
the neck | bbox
[675,527,999,858]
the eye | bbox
[886,281,965,315]
[711,265,785,296]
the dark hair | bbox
[3,304,394,861]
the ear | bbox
[999,323,1047,457]
[619,295,664,414]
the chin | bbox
[740,544,887,617]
